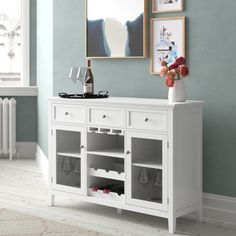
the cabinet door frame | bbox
[51,124,87,195]
[126,131,168,212]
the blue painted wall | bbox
[37,0,236,197]
[36,0,53,154]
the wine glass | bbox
[73,159,81,175]
[77,67,88,86]
[68,67,81,95]
[61,157,72,174]
[152,170,162,202]
[154,170,162,187]
[138,168,151,188]
[69,67,79,84]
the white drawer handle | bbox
[145,118,149,122]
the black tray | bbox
[59,91,109,99]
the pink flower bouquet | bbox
[160,57,189,88]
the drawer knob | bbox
[65,112,69,116]
[145,118,149,122]
[102,115,106,119]
[126,151,131,155]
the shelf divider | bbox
[87,147,124,159]
[89,168,125,181]
[57,150,81,158]
[132,159,162,170]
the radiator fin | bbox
[1,98,16,160]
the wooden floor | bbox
[0,159,236,236]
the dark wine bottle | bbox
[90,183,119,193]
[110,185,124,195]
[83,59,94,97]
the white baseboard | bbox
[36,145,49,183]
[16,142,36,158]
[203,193,236,226]
[34,144,236,227]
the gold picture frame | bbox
[150,17,186,74]
[86,0,147,59]
[152,0,184,13]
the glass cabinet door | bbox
[126,132,168,211]
[52,125,86,195]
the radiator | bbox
[0,98,16,160]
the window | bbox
[0,0,29,86]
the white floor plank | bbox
[0,158,235,236]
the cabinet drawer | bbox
[53,105,86,124]
[127,109,168,132]
[88,106,124,127]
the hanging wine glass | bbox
[73,159,81,175]
[152,170,162,202]
[154,170,162,187]
[138,168,151,188]
[61,157,72,174]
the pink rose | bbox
[179,65,189,77]
[165,77,175,87]
[165,71,175,87]
[175,57,185,66]
[160,66,169,77]
[169,63,179,70]
[173,67,180,75]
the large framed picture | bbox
[150,17,185,74]
[86,0,147,59]
[152,0,183,13]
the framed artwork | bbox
[150,17,185,74]
[152,0,183,13]
[86,0,147,59]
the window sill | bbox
[0,86,38,96]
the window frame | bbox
[0,0,30,87]
[21,0,30,86]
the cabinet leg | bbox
[168,216,176,234]
[196,207,203,222]
[117,208,123,214]
[49,193,55,207]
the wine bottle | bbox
[110,185,124,195]
[90,183,120,194]
[83,59,94,97]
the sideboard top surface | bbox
[48,97,204,109]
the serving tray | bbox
[59,91,109,99]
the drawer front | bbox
[88,107,124,127]
[53,105,86,124]
[127,109,168,132]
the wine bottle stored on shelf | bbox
[90,183,120,193]
[83,59,94,97]
[110,185,124,196]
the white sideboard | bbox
[48,97,203,233]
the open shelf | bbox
[89,168,125,181]
[87,132,124,159]
[132,158,162,170]
[57,150,81,158]
[87,147,124,159]
[88,188,125,202]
